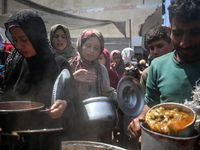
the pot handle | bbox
[195,119,200,133]
[0,133,18,144]
[39,108,53,112]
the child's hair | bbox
[146,25,171,45]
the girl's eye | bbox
[62,36,66,39]
[86,45,91,48]
[85,44,91,48]
[94,47,100,51]
[54,35,59,38]
[12,38,28,45]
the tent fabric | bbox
[14,0,127,37]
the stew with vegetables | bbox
[145,107,194,135]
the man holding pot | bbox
[128,0,200,147]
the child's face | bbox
[10,26,37,58]
[99,53,106,66]
[82,36,101,61]
[112,53,120,65]
[52,29,68,50]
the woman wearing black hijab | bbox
[2,9,79,139]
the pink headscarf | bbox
[75,29,104,100]
[103,49,119,89]
[76,29,104,69]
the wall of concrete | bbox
[0,0,163,54]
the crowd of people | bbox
[0,0,199,149]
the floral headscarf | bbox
[76,29,104,69]
[75,29,104,100]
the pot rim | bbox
[147,102,196,124]
[61,141,126,150]
[12,128,63,133]
[82,97,117,105]
[0,101,44,112]
[145,102,197,137]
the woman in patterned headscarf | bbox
[70,29,117,143]
[71,29,117,101]
[50,24,78,61]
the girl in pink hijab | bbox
[70,29,117,143]
[71,29,117,101]
[99,49,119,89]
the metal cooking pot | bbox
[62,141,126,150]
[146,102,196,137]
[82,97,118,133]
[0,128,62,150]
[141,102,199,150]
[141,122,199,150]
[0,101,60,132]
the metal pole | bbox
[129,19,131,48]
[2,0,7,14]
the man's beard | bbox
[173,43,200,63]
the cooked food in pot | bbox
[145,107,194,135]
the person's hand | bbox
[127,114,145,139]
[128,105,150,139]
[47,100,67,119]
[111,62,117,71]
[73,69,96,83]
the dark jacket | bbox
[1,9,80,140]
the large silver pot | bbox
[62,141,126,150]
[141,103,199,150]
[82,97,118,133]
[141,122,199,150]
